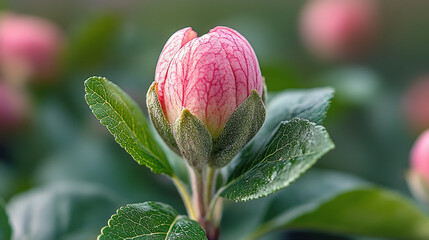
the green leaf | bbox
[220,118,334,202]
[84,76,171,175]
[0,199,11,240]
[230,88,334,177]
[264,87,334,129]
[7,182,120,240]
[244,170,429,240]
[99,202,207,240]
[284,188,429,239]
[260,169,366,223]
[220,169,364,240]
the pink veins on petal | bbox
[209,26,263,104]
[155,27,197,112]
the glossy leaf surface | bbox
[99,202,207,240]
[85,76,171,175]
[221,118,334,201]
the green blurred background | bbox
[1,0,429,239]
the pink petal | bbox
[155,27,197,111]
[210,26,263,105]
[164,32,236,137]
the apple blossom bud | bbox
[156,26,263,137]
[402,76,429,132]
[407,129,429,204]
[0,12,64,82]
[147,26,265,168]
[300,0,377,61]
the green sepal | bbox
[210,90,266,168]
[173,109,213,169]
[146,82,180,154]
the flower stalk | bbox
[204,167,216,209]
[188,164,219,240]
[189,166,206,222]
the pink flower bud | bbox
[0,12,64,81]
[155,26,263,137]
[402,76,429,132]
[300,0,377,61]
[410,129,429,183]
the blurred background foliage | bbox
[0,0,429,239]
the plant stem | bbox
[188,165,221,240]
[204,167,216,209]
[189,166,206,222]
[172,176,197,220]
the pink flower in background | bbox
[155,26,263,137]
[410,130,429,183]
[0,12,64,81]
[300,0,377,61]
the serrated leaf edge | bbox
[220,119,335,202]
[84,76,171,175]
[98,203,176,239]
[98,203,206,240]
